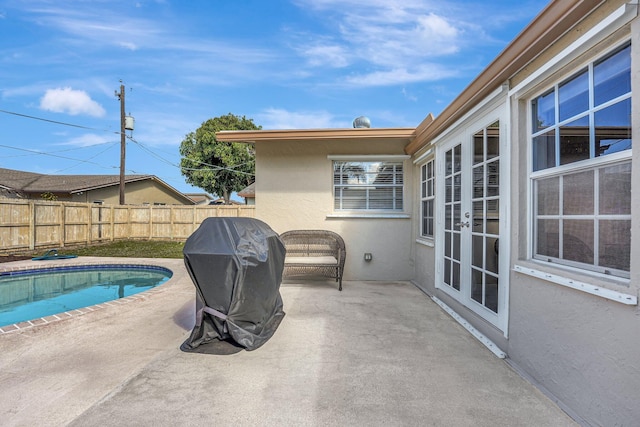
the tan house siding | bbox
[68,180,192,205]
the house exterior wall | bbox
[255,138,413,281]
[506,4,639,425]
[68,180,192,205]
[411,2,639,424]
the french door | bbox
[437,120,506,329]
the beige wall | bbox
[255,138,413,281]
[68,180,192,205]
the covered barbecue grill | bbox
[181,217,286,352]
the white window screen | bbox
[333,160,404,211]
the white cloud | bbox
[345,63,456,87]
[63,133,112,147]
[257,108,345,129]
[303,44,351,68]
[290,0,464,86]
[40,87,106,117]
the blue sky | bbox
[0,0,544,197]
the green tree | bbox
[179,113,260,203]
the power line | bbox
[0,108,120,135]
[0,143,119,170]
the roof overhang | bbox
[216,127,415,144]
[405,0,606,155]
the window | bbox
[530,42,631,278]
[420,159,435,237]
[333,160,404,211]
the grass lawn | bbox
[43,240,185,259]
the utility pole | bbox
[116,84,126,205]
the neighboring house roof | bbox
[238,183,255,198]
[0,167,194,203]
[185,193,215,204]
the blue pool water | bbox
[0,265,172,327]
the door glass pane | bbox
[453,233,460,261]
[473,165,484,198]
[487,160,499,197]
[444,260,451,286]
[445,231,452,257]
[454,145,462,173]
[472,235,483,268]
[454,174,461,201]
[474,132,484,165]
[595,98,632,156]
[452,262,460,291]
[485,273,498,313]
[473,201,484,232]
[487,122,499,159]
[563,219,594,264]
[560,115,590,165]
[486,237,499,274]
[599,163,631,215]
[446,177,452,203]
[563,170,594,215]
[471,268,483,304]
[559,69,589,121]
[599,220,631,271]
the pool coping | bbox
[0,257,183,334]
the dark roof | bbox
[238,182,255,198]
[0,167,154,193]
[0,168,194,203]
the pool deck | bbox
[0,257,577,426]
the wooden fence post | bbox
[29,201,35,250]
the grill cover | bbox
[181,217,286,352]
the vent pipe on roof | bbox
[353,116,371,128]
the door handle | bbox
[455,221,470,228]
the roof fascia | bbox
[405,0,605,155]
[216,127,415,143]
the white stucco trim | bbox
[327,155,410,161]
[431,296,506,358]
[326,213,410,219]
[416,237,434,247]
[513,264,638,305]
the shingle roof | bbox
[0,167,155,193]
[238,182,255,198]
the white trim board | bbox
[431,296,507,359]
[513,264,637,305]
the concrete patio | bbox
[0,257,576,426]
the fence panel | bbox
[0,199,255,253]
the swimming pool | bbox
[0,264,173,327]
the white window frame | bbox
[528,41,632,279]
[420,159,435,239]
[328,155,410,218]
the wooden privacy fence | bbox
[0,199,255,253]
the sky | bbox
[0,0,545,198]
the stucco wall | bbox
[504,7,640,425]
[255,138,413,281]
